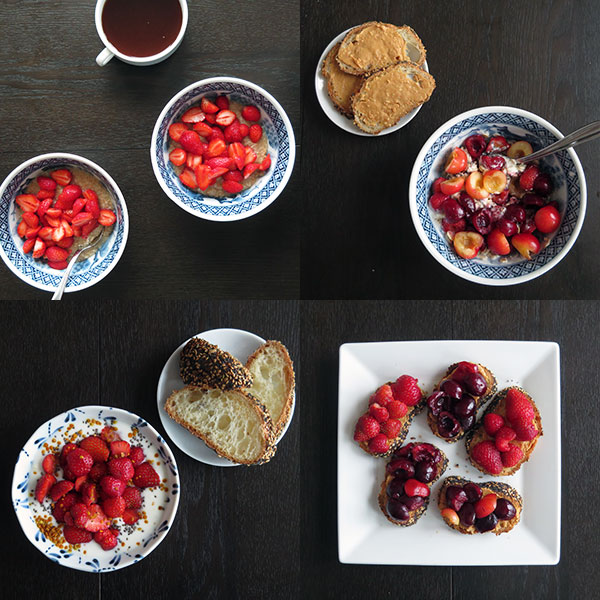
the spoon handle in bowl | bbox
[51,250,82,301]
[520,120,600,163]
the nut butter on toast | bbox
[336,22,426,75]
[351,62,435,134]
[321,42,363,118]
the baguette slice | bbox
[180,337,252,390]
[466,387,543,476]
[378,443,448,526]
[336,22,426,75]
[438,476,522,535]
[427,362,497,443]
[322,42,363,118]
[351,62,435,134]
[245,340,295,435]
[165,386,277,465]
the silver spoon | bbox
[51,227,104,301]
[519,120,600,164]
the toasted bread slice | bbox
[336,22,426,75]
[322,42,363,118]
[438,476,522,535]
[180,337,252,390]
[466,387,543,476]
[427,363,497,443]
[245,340,295,435]
[351,62,435,134]
[378,443,448,526]
[164,386,277,465]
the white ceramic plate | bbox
[157,328,295,467]
[338,340,561,565]
[315,27,429,136]
[12,405,179,572]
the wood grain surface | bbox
[0,0,300,299]
[3,301,300,599]
[301,0,600,299]
[300,300,600,599]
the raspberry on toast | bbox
[438,476,522,536]
[466,387,543,476]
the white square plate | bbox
[337,340,561,565]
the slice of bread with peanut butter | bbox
[321,42,363,118]
[351,62,436,134]
[336,22,426,76]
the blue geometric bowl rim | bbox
[150,76,296,222]
[408,105,587,286]
[0,152,130,292]
[11,404,180,572]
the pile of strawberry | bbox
[168,95,271,195]
[15,168,117,270]
[353,375,423,454]
[471,388,539,474]
[34,426,160,551]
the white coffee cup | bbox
[95,0,188,67]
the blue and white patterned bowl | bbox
[12,405,180,572]
[409,106,587,286]
[151,77,296,221]
[0,153,129,293]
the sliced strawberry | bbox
[243,163,260,179]
[16,194,39,213]
[39,226,55,242]
[72,212,93,227]
[205,157,233,170]
[181,107,206,123]
[37,189,55,200]
[49,480,74,502]
[242,105,261,122]
[193,122,214,138]
[35,473,56,503]
[100,426,121,443]
[133,462,160,488]
[244,147,257,166]
[37,175,57,191]
[239,123,250,137]
[80,482,99,505]
[84,189,100,219]
[89,462,107,482]
[215,95,229,110]
[258,154,271,171]
[110,440,130,458]
[17,220,27,238]
[168,122,188,142]
[169,148,187,166]
[206,138,226,158]
[200,97,219,114]
[37,198,53,218]
[98,210,116,227]
[222,180,243,194]
[45,207,62,218]
[179,168,197,189]
[45,245,69,262]
[50,169,72,186]
[204,113,216,125]
[25,226,42,240]
[129,446,145,466]
[48,260,68,270]
[249,124,263,143]
[209,166,229,180]
[215,109,236,127]
[72,198,86,217]
[61,219,74,238]
[56,236,74,249]
[81,220,98,237]
[46,216,61,229]
[122,508,140,525]
[22,211,39,228]
[74,475,87,492]
[63,524,92,545]
[71,503,110,532]
[22,238,35,254]
[32,237,46,259]
[60,442,78,466]
[179,130,205,155]
[210,127,225,142]
[224,170,243,183]
[228,142,245,170]
[186,153,203,170]
[42,454,56,474]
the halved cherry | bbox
[439,176,465,195]
[16,194,39,213]
[179,168,197,189]
[181,107,206,123]
[445,148,468,174]
[487,228,511,255]
[169,148,187,166]
[50,169,72,186]
[464,134,486,159]
[465,172,490,200]
[453,231,484,259]
[200,97,219,114]
[215,110,236,127]
[482,169,507,194]
[534,205,561,233]
[486,136,509,153]
[507,141,533,159]
[430,192,449,210]
[168,122,188,142]
[511,233,541,259]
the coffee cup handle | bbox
[96,47,114,67]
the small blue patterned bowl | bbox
[151,77,296,221]
[12,405,180,572]
[0,153,129,293]
[409,106,587,285]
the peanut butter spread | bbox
[323,43,362,115]
[352,65,434,130]
[338,23,409,72]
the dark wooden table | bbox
[3,300,300,599]
[301,300,599,599]
[0,0,300,299]
[301,0,599,299]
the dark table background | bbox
[301,300,599,599]
[0,0,300,299]
[3,300,300,599]
[301,0,599,299]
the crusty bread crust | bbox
[245,340,295,435]
[351,62,435,134]
[378,446,448,526]
[164,386,277,465]
[438,476,522,535]
[359,384,426,458]
[427,363,497,443]
[336,22,426,75]
[465,387,543,476]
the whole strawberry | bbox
[100,475,126,498]
[391,375,422,407]
[505,389,535,425]
[79,436,110,463]
[471,441,503,475]
[63,524,92,545]
[133,462,160,488]
[122,486,142,509]
[108,457,135,482]
[66,448,94,477]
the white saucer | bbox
[157,328,295,467]
[314,26,429,136]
